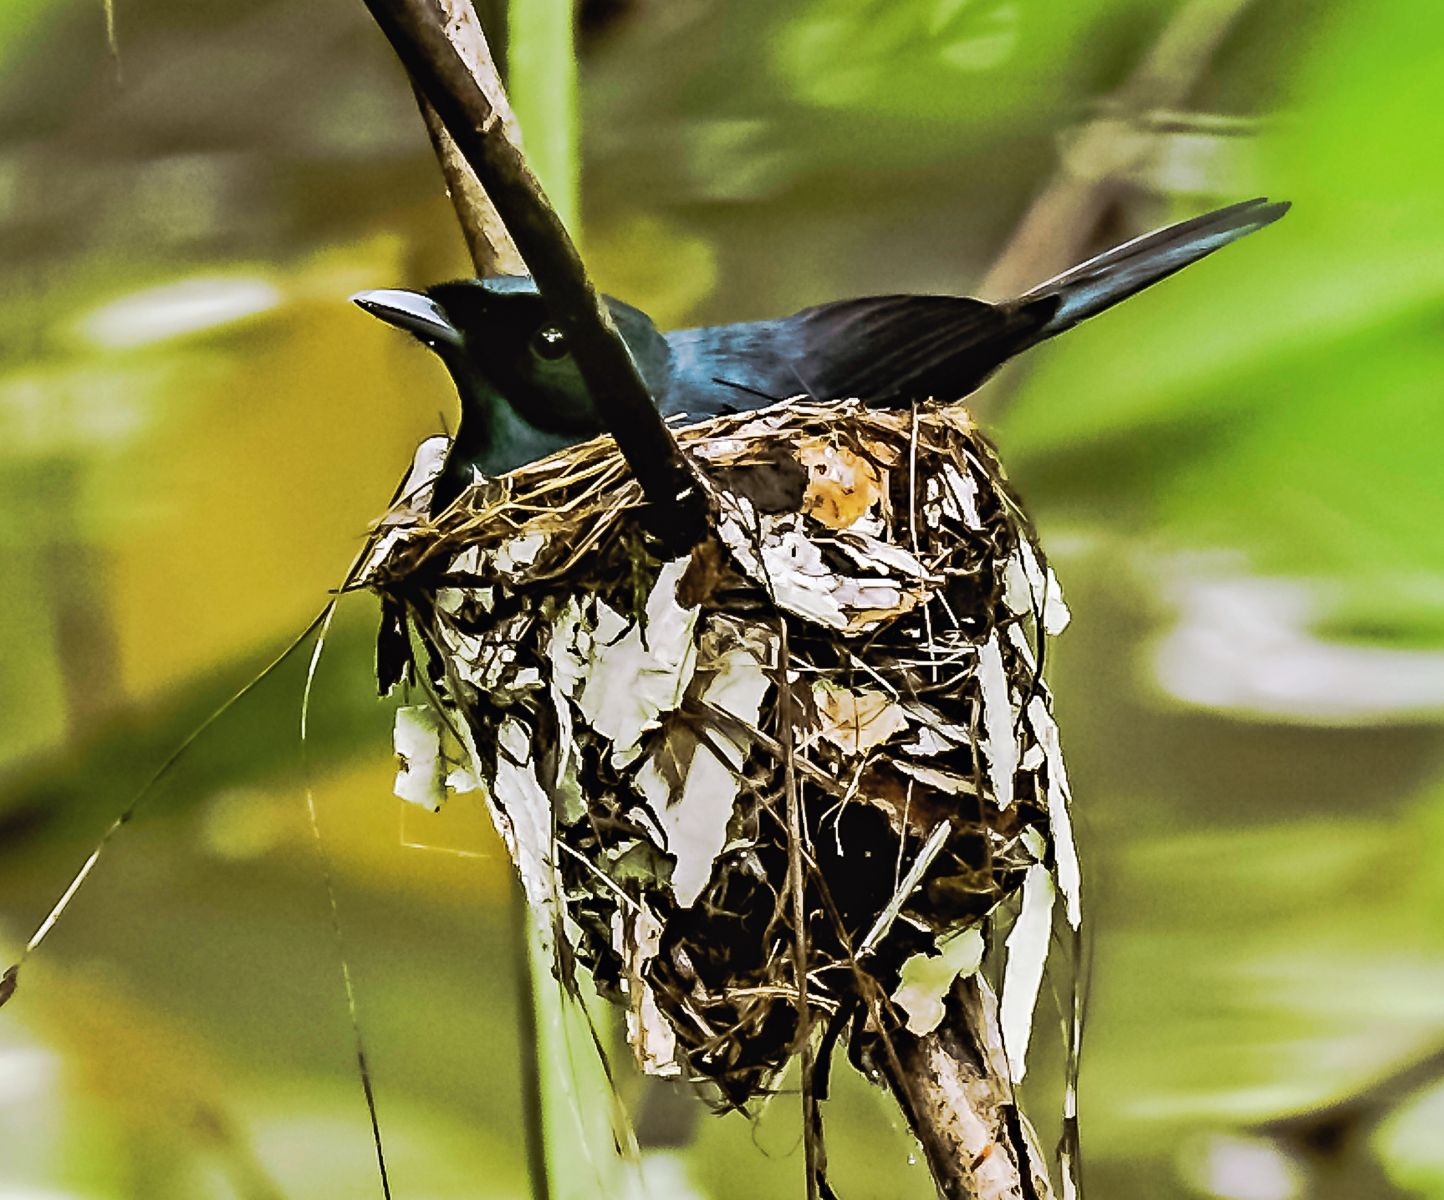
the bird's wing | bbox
[785,294,1057,403]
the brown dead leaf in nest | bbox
[859,764,982,843]
[810,681,908,754]
[798,438,884,529]
[677,538,731,609]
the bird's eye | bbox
[531,325,569,361]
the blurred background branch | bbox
[980,0,1258,301]
[974,0,1257,422]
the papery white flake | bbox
[614,907,680,1076]
[1007,621,1036,670]
[899,701,972,755]
[891,927,986,1035]
[444,741,481,794]
[940,462,982,529]
[636,645,770,908]
[449,545,482,575]
[548,599,588,700]
[716,495,928,634]
[578,557,700,764]
[635,751,732,908]
[361,526,416,579]
[1043,569,1070,635]
[1001,861,1056,1083]
[1027,695,1082,929]
[494,532,546,575]
[393,704,447,811]
[830,578,914,626]
[493,717,556,918]
[434,585,495,615]
[444,765,481,794]
[718,502,848,629]
[829,530,935,579]
[1005,539,1071,635]
[892,760,979,793]
[361,438,447,578]
[445,621,522,692]
[977,631,1016,808]
[704,642,774,725]
[901,726,955,756]
[546,677,585,825]
[689,435,749,461]
[404,434,448,493]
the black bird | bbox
[355,198,1287,513]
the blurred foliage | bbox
[1,0,1443,1198]
[1010,1,1444,601]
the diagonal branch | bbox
[361,0,709,551]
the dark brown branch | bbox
[361,0,709,551]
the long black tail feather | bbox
[1022,197,1289,339]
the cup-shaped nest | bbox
[362,397,1079,1108]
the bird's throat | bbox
[430,373,576,515]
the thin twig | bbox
[301,616,394,1199]
[401,13,549,1196]
[777,617,823,1200]
[360,0,709,551]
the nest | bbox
[361,397,1080,1109]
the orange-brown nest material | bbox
[360,397,1080,1108]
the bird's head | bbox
[353,275,670,489]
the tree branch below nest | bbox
[883,977,1055,1200]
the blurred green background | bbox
[2,1,1443,1198]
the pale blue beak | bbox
[351,288,463,348]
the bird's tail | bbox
[1021,197,1289,339]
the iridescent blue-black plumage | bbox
[354,198,1287,513]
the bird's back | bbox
[655,198,1287,418]
[660,294,1053,418]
